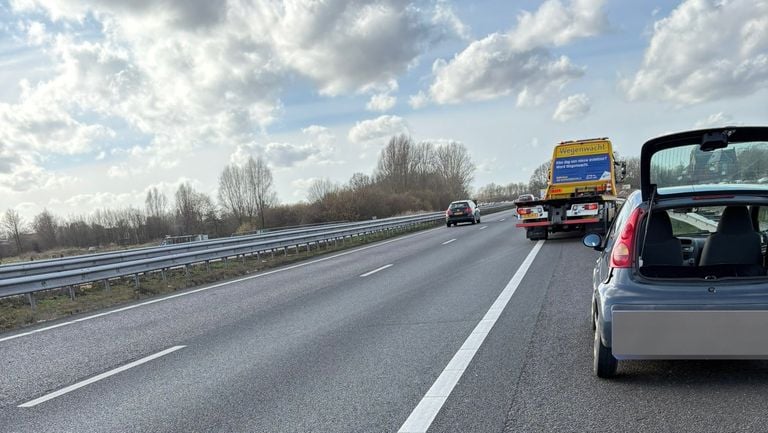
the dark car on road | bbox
[583,126,768,378]
[446,200,480,227]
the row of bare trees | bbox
[1,139,476,259]
[301,135,477,223]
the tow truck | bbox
[515,137,625,240]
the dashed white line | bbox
[397,240,545,433]
[359,264,393,277]
[442,239,456,245]
[479,226,488,230]
[0,227,443,344]
[18,345,186,408]
[499,218,506,222]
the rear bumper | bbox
[447,215,475,223]
[612,309,768,359]
[515,217,600,228]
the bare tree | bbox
[145,187,168,218]
[307,178,338,203]
[3,209,24,254]
[175,183,204,234]
[434,141,475,198]
[218,164,250,225]
[528,161,551,196]
[244,156,277,228]
[32,209,58,250]
[376,134,413,193]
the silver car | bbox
[583,126,768,377]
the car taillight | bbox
[446,209,453,216]
[517,208,531,215]
[584,203,598,210]
[610,207,644,268]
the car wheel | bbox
[446,222,451,228]
[477,218,481,224]
[593,313,618,378]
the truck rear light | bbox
[610,207,644,268]
[584,203,598,210]
[517,208,531,215]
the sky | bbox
[1,0,767,220]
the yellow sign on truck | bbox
[515,137,626,241]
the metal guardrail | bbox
[0,204,515,299]
[0,214,440,280]
[0,213,449,298]
[668,212,719,232]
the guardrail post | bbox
[223,257,228,268]
[161,268,167,281]
[26,293,36,310]
[103,279,110,292]
[134,273,140,289]
[205,260,210,273]
[68,286,76,300]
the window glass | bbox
[758,207,768,231]
[667,206,722,236]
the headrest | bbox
[645,211,674,242]
[716,206,754,235]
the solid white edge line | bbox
[441,239,456,245]
[18,345,186,408]
[0,226,444,344]
[479,226,487,230]
[397,240,545,433]
[360,264,394,277]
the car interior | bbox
[639,204,768,279]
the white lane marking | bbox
[18,345,186,408]
[499,218,506,222]
[0,227,443,344]
[398,240,545,433]
[479,226,488,230]
[442,239,456,245]
[360,264,393,277]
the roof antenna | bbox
[639,183,657,266]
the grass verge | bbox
[0,223,436,331]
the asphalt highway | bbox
[1,208,766,432]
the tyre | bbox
[477,217,481,223]
[446,222,451,228]
[593,314,618,378]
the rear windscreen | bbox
[552,153,611,184]
[651,141,768,191]
[450,202,469,209]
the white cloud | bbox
[624,0,768,104]
[553,93,591,122]
[348,115,409,146]
[366,92,397,112]
[416,0,606,106]
[408,91,429,109]
[25,20,49,45]
[693,112,745,128]
[262,1,461,96]
[509,0,608,48]
[432,0,470,40]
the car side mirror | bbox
[582,233,604,251]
